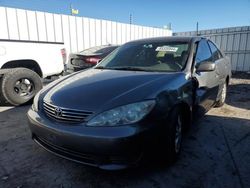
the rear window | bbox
[80,46,118,55]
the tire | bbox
[215,82,227,107]
[161,106,183,164]
[0,68,42,106]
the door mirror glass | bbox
[196,61,215,72]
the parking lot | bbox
[0,74,249,188]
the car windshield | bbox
[80,46,117,55]
[96,41,190,72]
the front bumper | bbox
[27,109,160,170]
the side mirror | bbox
[195,61,215,72]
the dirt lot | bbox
[0,74,250,188]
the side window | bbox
[195,39,212,64]
[208,41,222,61]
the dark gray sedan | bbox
[27,37,231,170]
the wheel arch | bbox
[1,59,43,77]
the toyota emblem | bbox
[54,107,63,117]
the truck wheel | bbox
[215,82,227,107]
[0,68,42,106]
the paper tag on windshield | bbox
[155,46,178,52]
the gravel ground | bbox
[0,75,249,188]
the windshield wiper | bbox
[95,66,106,69]
[95,66,147,71]
[111,66,147,71]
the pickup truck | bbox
[0,39,66,106]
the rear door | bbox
[193,39,220,114]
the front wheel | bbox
[0,68,43,106]
[161,107,183,164]
[215,82,227,107]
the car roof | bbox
[127,36,202,44]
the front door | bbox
[193,39,220,115]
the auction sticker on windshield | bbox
[155,46,178,52]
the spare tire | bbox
[0,68,42,106]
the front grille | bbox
[43,101,93,123]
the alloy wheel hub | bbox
[14,78,34,97]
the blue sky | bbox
[0,0,249,32]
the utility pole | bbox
[70,4,73,16]
[196,22,199,36]
[129,14,133,24]
[168,23,172,30]
[129,14,132,40]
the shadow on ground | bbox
[232,72,250,80]
[0,76,250,188]
[0,104,249,188]
[226,83,250,110]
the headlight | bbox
[32,90,41,112]
[86,100,155,127]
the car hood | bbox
[43,69,182,112]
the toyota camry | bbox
[27,37,231,170]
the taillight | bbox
[85,57,101,64]
[61,48,67,64]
